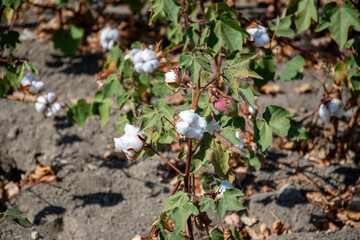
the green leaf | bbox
[162,192,199,234]
[53,25,84,55]
[315,1,360,49]
[191,133,213,174]
[220,127,243,146]
[210,228,223,240]
[263,105,293,137]
[270,15,295,37]
[150,0,181,24]
[216,188,245,218]
[115,114,130,135]
[279,56,305,81]
[67,99,92,128]
[2,209,32,227]
[123,0,146,12]
[1,0,22,9]
[250,50,276,88]
[253,119,273,152]
[159,231,186,240]
[55,0,68,9]
[244,148,261,171]
[211,141,230,178]
[179,49,212,85]
[199,195,216,213]
[287,123,308,142]
[239,82,256,108]
[287,0,317,33]
[167,23,183,45]
[0,31,20,50]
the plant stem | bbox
[161,43,184,56]
[9,10,18,31]
[191,78,201,110]
[169,180,182,196]
[145,145,184,175]
[184,139,194,239]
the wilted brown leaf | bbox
[294,83,313,93]
[223,228,232,240]
[224,212,241,227]
[241,215,258,227]
[260,84,281,95]
[273,220,286,235]
[0,182,3,199]
[4,181,20,199]
[131,235,145,240]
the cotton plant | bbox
[318,98,344,122]
[35,92,61,118]
[124,48,159,74]
[246,25,270,47]
[114,124,147,161]
[100,27,119,50]
[175,110,207,140]
[20,73,46,94]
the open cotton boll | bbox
[51,102,61,113]
[216,180,234,198]
[246,28,260,39]
[148,59,159,69]
[142,61,156,73]
[37,95,47,104]
[319,104,331,122]
[205,121,220,135]
[254,33,270,47]
[35,102,46,112]
[235,131,245,150]
[141,48,157,62]
[124,123,140,136]
[333,107,344,118]
[132,51,143,64]
[248,105,256,115]
[329,99,341,113]
[165,70,176,83]
[29,81,45,94]
[195,116,207,129]
[179,110,197,125]
[125,136,143,151]
[47,92,57,103]
[175,121,190,136]
[186,127,203,140]
[134,62,145,74]
[44,108,52,117]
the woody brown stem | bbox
[184,140,194,240]
[146,145,184,175]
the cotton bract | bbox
[35,92,61,117]
[124,47,159,74]
[175,110,207,140]
[100,27,119,50]
[246,25,270,47]
[21,73,46,94]
[113,124,147,160]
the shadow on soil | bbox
[73,192,124,207]
[34,206,66,225]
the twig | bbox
[191,78,201,110]
[9,10,18,31]
[146,145,184,175]
[268,208,281,221]
[161,43,184,56]
[296,171,337,196]
[169,180,182,196]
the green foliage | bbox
[223,51,262,101]
[191,133,213,174]
[211,141,231,178]
[287,123,308,142]
[287,0,317,33]
[209,228,223,239]
[0,209,32,227]
[53,25,84,55]
[162,192,199,234]
[244,148,261,171]
[1,0,23,9]
[150,0,181,24]
[159,231,186,240]
[92,91,114,129]
[279,56,305,81]
[316,1,360,49]
[179,48,213,85]
[67,99,92,128]
[215,188,245,218]
[239,82,260,108]
[270,15,295,37]
[55,0,68,9]
[249,51,276,88]
[0,31,20,50]
[254,106,294,152]
[199,195,216,213]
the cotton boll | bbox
[329,99,341,113]
[129,48,140,56]
[134,63,145,74]
[179,110,197,125]
[108,29,119,41]
[246,28,259,39]
[124,54,131,60]
[175,121,190,135]
[100,27,110,41]
[124,124,140,136]
[47,92,57,103]
[21,78,31,87]
[165,70,176,83]
[142,61,155,73]
[196,116,207,129]
[124,149,135,158]
[51,102,61,113]
[319,104,330,122]
[132,51,143,64]
[126,136,143,151]
[148,59,159,70]
[248,105,256,115]
[217,180,234,198]
[205,121,220,135]
[35,102,46,112]
[29,81,45,94]
[235,131,245,150]
[114,137,125,150]
[186,127,202,139]
[257,25,267,35]
[254,33,270,47]
[44,108,52,117]
[37,95,47,104]
[333,107,344,118]
[141,48,157,62]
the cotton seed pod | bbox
[213,96,238,117]
[329,98,341,113]
[318,104,330,122]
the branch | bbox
[145,145,184,175]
